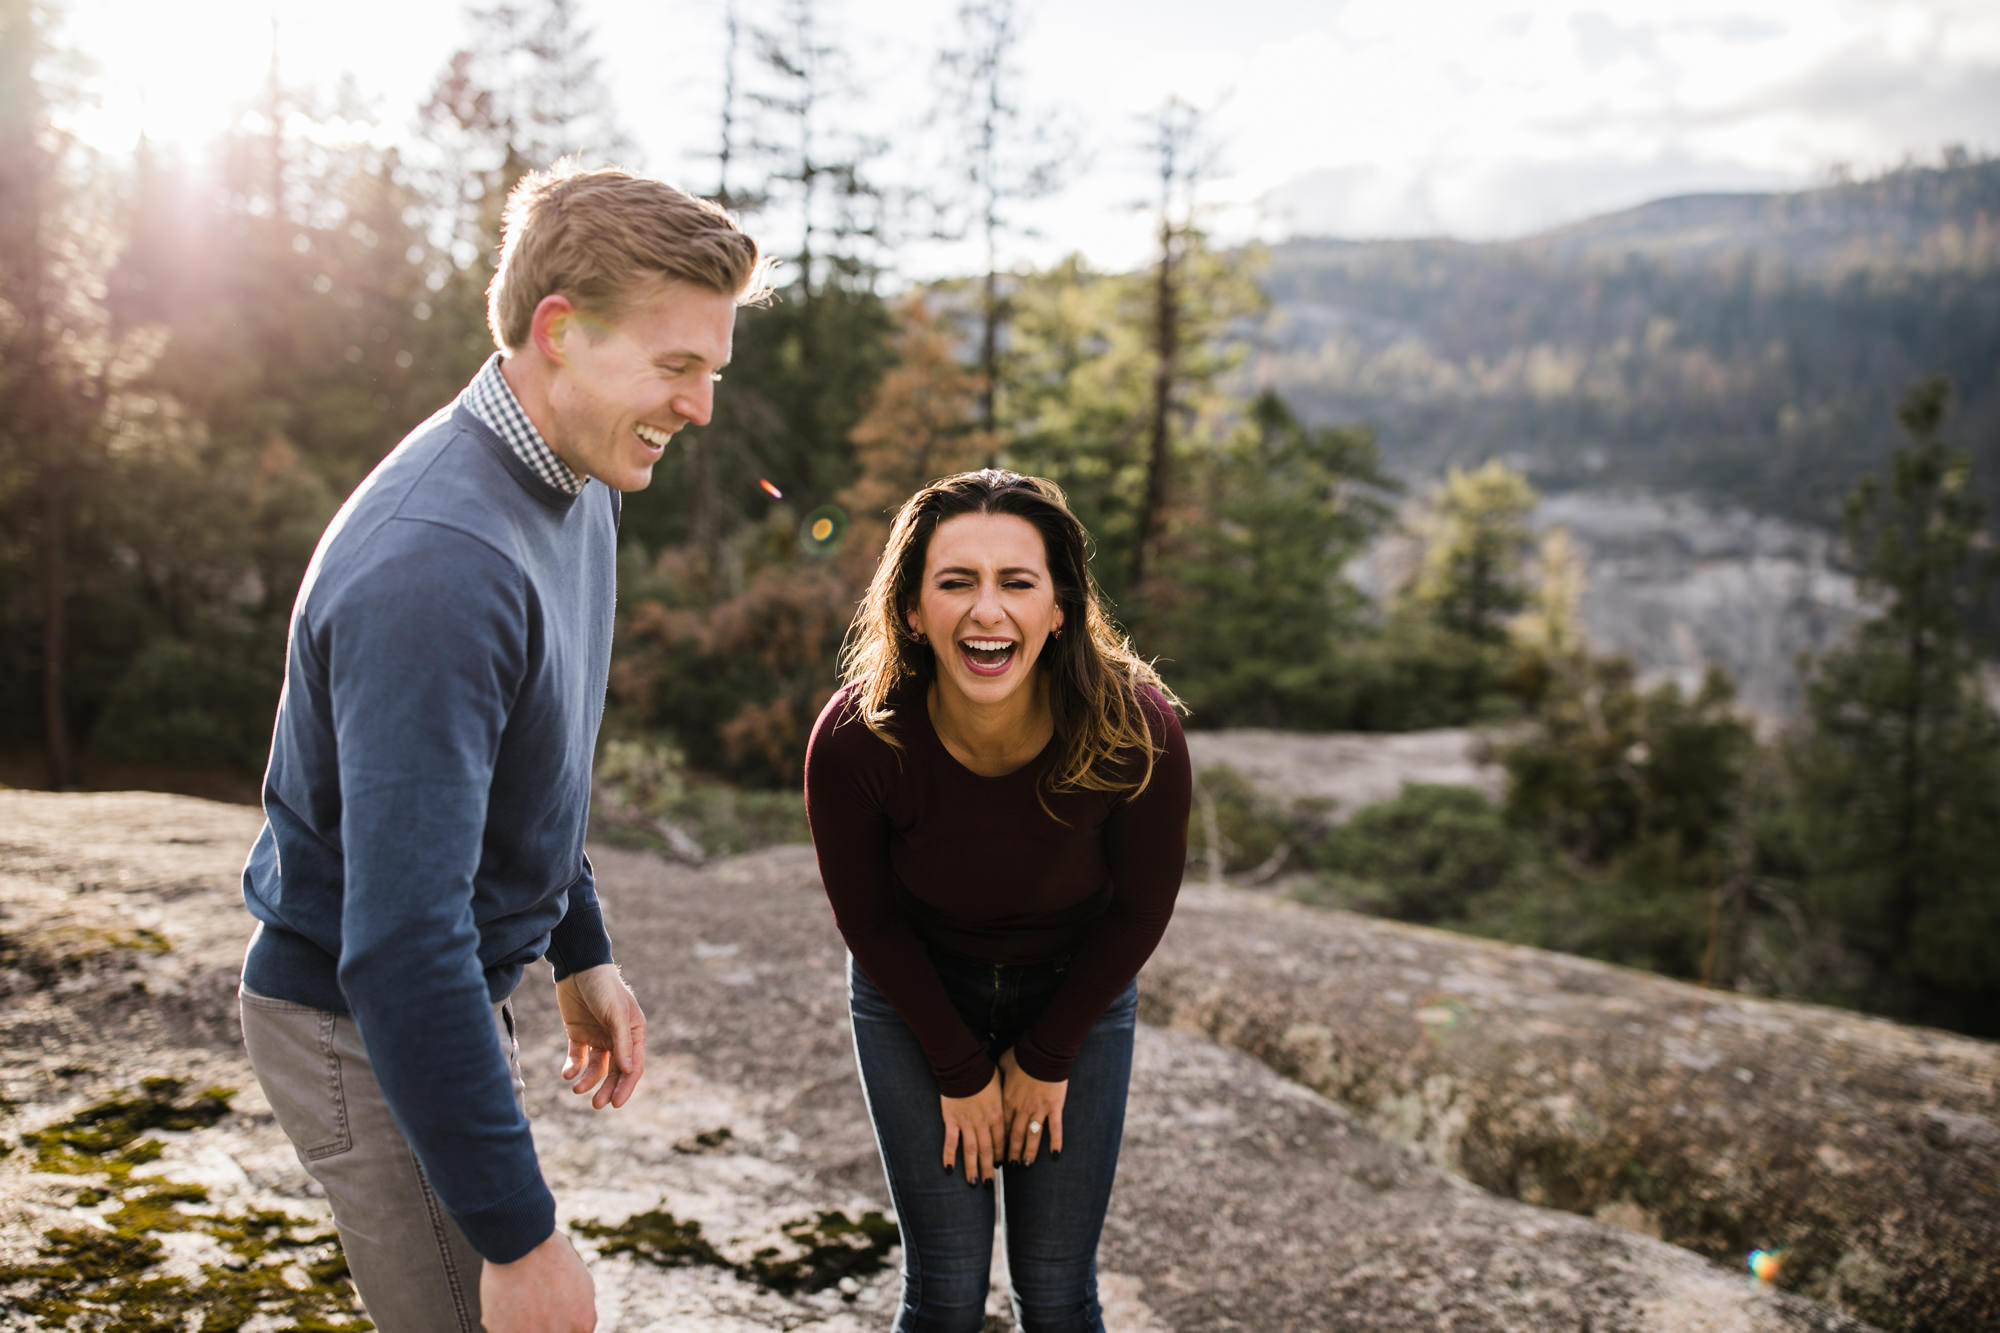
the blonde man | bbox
[237,166,771,1333]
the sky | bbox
[59,0,2000,278]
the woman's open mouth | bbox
[959,638,1018,676]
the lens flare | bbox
[1748,1249,1787,1283]
[799,505,848,555]
[1414,993,1471,1045]
[759,478,783,499]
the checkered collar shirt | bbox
[465,353,586,497]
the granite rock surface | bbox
[0,791,1906,1331]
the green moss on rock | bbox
[26,1078,235,1166]
[743,1210,900,1296]
[574,1207,725,1269]
[575,1205,900,1298]
[0,1079,369,1332]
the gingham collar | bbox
[464,353,586,496]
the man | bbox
[237,164,770,1333]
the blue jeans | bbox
[848,951,1138,1333]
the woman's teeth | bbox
[961,639,1017,673]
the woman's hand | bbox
[998,1048,1066,1167]
[939,1070,1005,1184]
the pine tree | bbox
[1131,96,1216,596]
[999,228,1259,615]
[415,0,634,290]
[999,255,1154,598]
[837,294,997,583]
[931,0,1072,435]
[1150,391,1396,726]
[0,0,166,784]
[1790,376,2000,1032]
[1412,460,1539,645]
[746,0,888,304]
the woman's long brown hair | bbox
[837,469,1182,809]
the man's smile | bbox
[633,422,676,454]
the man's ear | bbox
[528,293,577,366]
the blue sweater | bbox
[241,395,618,1263]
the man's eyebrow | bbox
[653,349,729,370]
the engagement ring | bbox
[1028,1121,1042,1134]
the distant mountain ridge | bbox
[1519,156,2000,274]
[1256,157,2000,532]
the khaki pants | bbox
[239,983,526,1333]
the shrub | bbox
[1303,784,1533,924]
[88,629,284,776]
[1185,766,1314,878]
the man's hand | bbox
[998,1048,1066,1167]
[939,1070,1005,1185]
[553,964,646,1110]
[481,1229,594,1333]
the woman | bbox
[804,469,1191,1332]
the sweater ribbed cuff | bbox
[1011,1035,1072,1086]
[934,1053,998,1099]
[546,899,612,981]
[452,1173,558,1264]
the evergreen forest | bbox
[3,0,1995,1041]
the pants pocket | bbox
[241,990,354,1161]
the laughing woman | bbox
[804,469,1192,1333]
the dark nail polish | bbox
[943,1163,954,1174]
[967,1176,979,1187]
[983,1178,994,1189]
[1051,1150,1061,1161]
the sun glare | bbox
[67,0,310,153]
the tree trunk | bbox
[1888,516,1930,976]
[977,257,998,440]
[1132,215,1176,594]
[41,483,76,789]
[716,3,740,205]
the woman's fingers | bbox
[942,1117,962,1177]
[1013,1100,1057,1166]
[939,1073,1007,1184]
[976,1116,999,1184]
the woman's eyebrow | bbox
[933,565,1041,578]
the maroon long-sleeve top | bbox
[804,676,1192,1097]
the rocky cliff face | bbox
[1350,488,1865,721]
[3,791,1961,1331]
[1535,491,1864,719]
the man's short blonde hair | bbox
[487,162,774,353]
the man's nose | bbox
[673,378,715,427]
